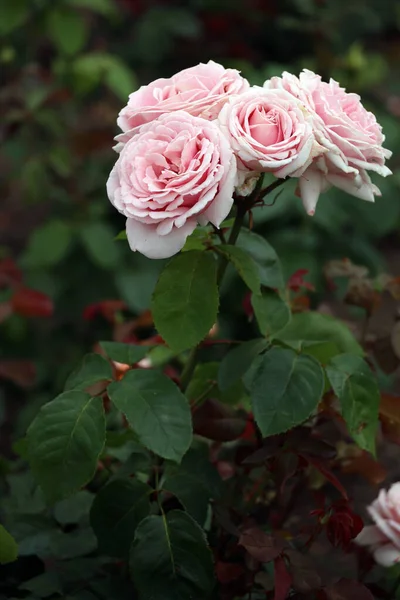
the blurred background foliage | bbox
[1,0,400,448]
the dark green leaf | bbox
[47,7,88,55]
[130,511,215,600]
[27,391,105,503]
[21,220,72,268]
[108,370,192,462]
[90,478,151,557]
[100,342,148,365]
[20,572,61,597]
[218,339,269,391]
[66,0,117,15]
[237,230,284,289]
[80,222,120,269]
[326,354,380,454]
[54,491,94,525]
[152,251,218,353]
[0,524,18,564]
[251,289,291,338]
[216,244,261,293]
[275,312,363,356]
[65,353,113,391]
[163,473,210,526]
[187,362,247,406]
[250,348,324,436]
[0,0,29,35]
[50,527,97,559]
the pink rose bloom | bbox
[117,60,249,135]
[355,483,400,567]
[217,88,320,179]
[106,111,236,259]
[265,70,392,214]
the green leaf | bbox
[216,244,260,293]
[104,59,136,101]
[20,572,62,597]
[27,391,106,503]
[250,347,324,437]
[54,490,94,525]
[237,230,284,289]
[218,339,269,391]
[130,511,215,600]
[100,342,148,365]
[187,362,247,406]
[0,0,29,35]
[326,354,380,454]
[275,311,363,357]
[65,353,113,391]
[90,478,151,557]
[251,289,291,338]
[80,222,120,269]
[108,370,192,462]
[152,251,218,353]
[66,0,117,15]
[47,7,88,55]
[21,220,72,268]
[0,524,18,564]
[163,473,210,526]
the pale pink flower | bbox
[265,70,392,214]
[355,482,400,567]
[117,60,249,136]
[218,87,321,180]
[107,111,236,259]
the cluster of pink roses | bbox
[107,61,392,259]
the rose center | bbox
[248,105,281,146]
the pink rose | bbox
[355,483,400,567]
[106,111,236,259]
[217,88,319,179]
[117,60,249,135]
[266,70,392,214]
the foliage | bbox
[1,0,400,599]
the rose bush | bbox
[266,69,392,214]
[356,483,400,567]
[107,110,236,258]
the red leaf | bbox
[274,556,292,600]
[324,579,374,600]
[216,562,245,584]
[0,258,22,288]
[287,269,314,292]
[0,360,36,387]
[300,454,348,500]
[238,528,285,563]
[11,287,53,317]
[192,398,246,441]
[83,299,126,322]
[0,301,12,323]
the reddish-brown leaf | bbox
[301,455,348,500]
[341,453,387,486]
[0,360,36,387]
[193,398,246,441]
[274,556,292,600]
[238,527,285,563]
[286,549,322,593]
[0,301,12,323]
[216,562,245,584]
[0,258,22,288]
[379,392,400,444]
[324,579,374,600]
[11,287,53,317]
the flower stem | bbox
[181,178,288,391]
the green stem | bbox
[181,178,287,391]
